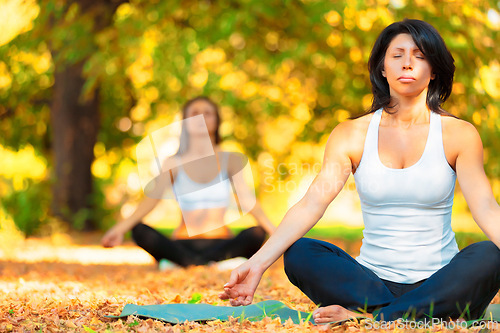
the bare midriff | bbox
[172,207,233,239]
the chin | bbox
[391,87,428,98]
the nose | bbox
[403,54,413,70]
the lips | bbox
[398,75,415,82]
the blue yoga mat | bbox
[107,300,500,327]
[106,300,315,325]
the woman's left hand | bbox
[218,259,265,306]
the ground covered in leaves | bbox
[0,234,498,332]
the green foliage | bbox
[83,325,98,333]
[158,226,489,250]
[1,179,51,236]
[0,0,499,231]
[187,292,203,304]
[127,320,140,327]
[455,231,489,249]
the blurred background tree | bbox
[0,0,498,235]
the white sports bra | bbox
[172,153,232,211]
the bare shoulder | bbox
[224,151,245,164]
[325,112,374,169]
[441,115,483,151]
[328,113,372,144]
[441,114,478,134]
[160,154,181,178]
[222,151,247,175]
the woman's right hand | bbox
[218,260,265,306]
[101,225,125,248]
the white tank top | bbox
[353,108,459,283]
[173,153,231,211]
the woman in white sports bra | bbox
[219,19,500,323]
[101,96,275,267]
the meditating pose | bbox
[219,19,500,323]
[102,96,275,267]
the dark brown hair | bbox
[177,96,222,155]
[352,18,458,119]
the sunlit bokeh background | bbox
[0,0,499,256]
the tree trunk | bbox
[48,0,128,230]
[50,61,100,230]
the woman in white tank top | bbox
[101,96,275,267]
[220,19,500,324]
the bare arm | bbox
[102,165,174,247]
[114,196,161,232]
[101,196,161,247]
[227,153,276,235]
[456,121,500,249]
[244,134,352,271]
[219,122,353,305]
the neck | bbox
[186,134,218,155]
[384,88,430,128]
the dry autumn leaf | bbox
[0,235,498,332]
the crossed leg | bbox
[132,223,267,267]
[373,240,500,321]
[283,238,500,323]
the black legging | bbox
[284,238,500,321]
[131,223,267,267]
